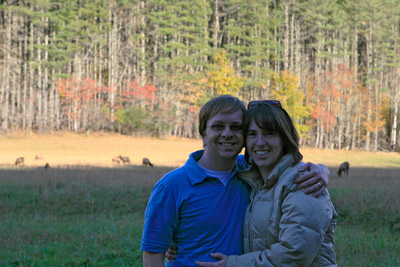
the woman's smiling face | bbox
[246,120,284,177]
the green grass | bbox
[335,226,400,266]
[1,165,400,266]
[1,214,143,266]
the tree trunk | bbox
[283,2,289,71]
[212,0,220,49]
[37,32,43,132]
[1,11,12,131]
[43,16,49,132]
[390,69,400,151]
[22,19,29,131]
[109,5,116,127]
[28,18,34,133]
[365,26,373,150]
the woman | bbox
[196,100,337,267]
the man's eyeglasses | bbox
[208,124,244,132]
[247,100,282,109]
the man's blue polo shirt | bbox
[141,150,250,266]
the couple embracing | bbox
[141,95,337,267]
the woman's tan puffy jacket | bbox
[226,154,338,267]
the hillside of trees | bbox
[0,0,399,152]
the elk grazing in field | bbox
[15,157,25,166]
[44,163,51,170]
[112,157,121,165]
[142,157,154,167]
[34,154,44,160]
[36,163,51,170]
[337,161,350,177]
[118,155,131,164]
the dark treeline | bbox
[0,0,399,151]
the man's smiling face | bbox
[201,110,244,168]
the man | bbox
[141,95,329,266]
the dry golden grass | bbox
[0,132,202,168]
[1,131,400,169]
[299,147,400,168]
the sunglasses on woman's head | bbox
[247,100,283,109]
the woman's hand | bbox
[164,245,177,264]
[195,253,227,267]
[295,162,330,197]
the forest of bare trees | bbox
[0,0,399,152]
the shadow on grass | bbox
[328,166,400,233]
[0,164,175,187]
[0,165,177,218]
[328,166,400,179]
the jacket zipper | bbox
[246,181,257,253]
[247,183,269,253]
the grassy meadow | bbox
[1,132,400,266]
